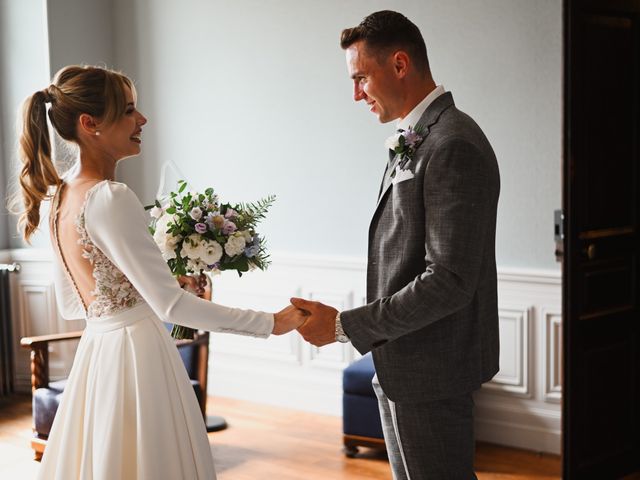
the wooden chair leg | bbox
[343,445,359,458]
[31,436,47,462]
[343,434,386,457]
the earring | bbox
[95,131,101,136]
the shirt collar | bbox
[396,85,445,132]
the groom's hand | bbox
[290,297,338,347]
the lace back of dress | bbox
[53,182,143,318]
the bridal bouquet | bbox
[146,180,275,339]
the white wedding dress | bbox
[38,180,274,480]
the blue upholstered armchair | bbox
[342,353,386,456]
[20,325,209,461]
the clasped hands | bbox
[178,274,338,344]
[273,298,339,346]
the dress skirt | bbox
[37,303,217,480]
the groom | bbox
[292,10,500,479]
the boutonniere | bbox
[385,126,426,176]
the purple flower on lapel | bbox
[403,129,422,148]
[386,125,426,176]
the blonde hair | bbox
[12,65,135,242]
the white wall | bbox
[0,0,116,250]
[0,0,50,249]
[0,105,6,249]
[112,0,562,270]
[47,0,116,75]
[0,0,563,264]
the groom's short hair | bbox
[340,10,430,74]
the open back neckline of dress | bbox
[51,179,108,318]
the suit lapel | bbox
[369,92,456,224]
[376,150,399,203]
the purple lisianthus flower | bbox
[224,208,238,219]
[222,220,237,235]
[244,236,260,258]
[403,128,422,147]
[195,222,207,234]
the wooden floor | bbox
[1,393,562,479]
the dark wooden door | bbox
[563,0,640,477]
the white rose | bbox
[180,234,205,260]
[200,240,223,265]
[153,214,181,259]
[189,206,203,221]
[224,234,247,257]
[150,205,164,219]
[187,258,207,273]
[384,132,402,151]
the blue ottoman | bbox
[342,353,386,456]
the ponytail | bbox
[8,65,134,242]
[16,89,61,242]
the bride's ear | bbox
[78,113,100,137]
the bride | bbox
[13,65,306,479]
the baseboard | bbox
[475,415,561,455]
[209,360,343,416]
[473,392,561,454]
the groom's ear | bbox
[392,51,410,79]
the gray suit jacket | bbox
[341,92,500,403]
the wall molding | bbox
[485,305,533,398]
[497,267,561,285]
[543,310,563,403]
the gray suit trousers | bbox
[373,375,477,480]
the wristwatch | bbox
[335,312,350,343]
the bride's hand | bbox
[272,305,309,335]
[177,274,211,300]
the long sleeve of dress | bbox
[84,181,274,338]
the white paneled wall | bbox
[208,257,562,454]
[6,249,562,454]
[474,269,562,454]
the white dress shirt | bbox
[397,84,445,132]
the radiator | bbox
[0,262,19,397]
